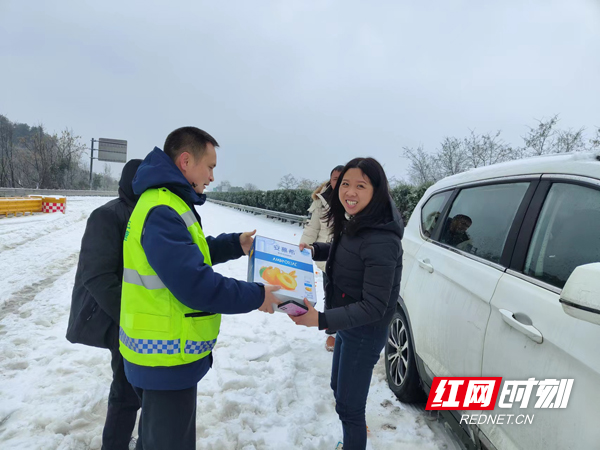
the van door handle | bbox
[499,309,543,344]
[418,258,434,273]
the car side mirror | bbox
[559,263,600,326]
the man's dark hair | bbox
[331,165,345,175]
[326,157,393,237]
[163,127,219,162]
[453,214,473,226]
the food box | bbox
[247,235,316,311]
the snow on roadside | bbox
[0,198,461,450]
[0,197,109,307]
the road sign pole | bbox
[89,138,95,190]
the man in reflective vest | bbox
[121,127,280,450]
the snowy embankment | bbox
[0,197,462,450]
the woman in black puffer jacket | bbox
[292,157,403,450]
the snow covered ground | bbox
[0,197,464,450]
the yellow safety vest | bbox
[119,187,221,366]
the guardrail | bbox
[0,188,117,197]
[0,197,43,216]
[206,198,308,226]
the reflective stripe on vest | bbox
[119,327,216,355]
[180,210,198,228]
[123,268,166,290]
[120,187,221,367]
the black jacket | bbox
[313,203,404,332]
[66,160,142,349]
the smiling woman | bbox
[292,157,405,450]
[327,158,398,240]
[338,168,374,215]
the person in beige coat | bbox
[300,165,344,351]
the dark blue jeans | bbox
[331,324,388,450]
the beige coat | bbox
[300,181,333,271]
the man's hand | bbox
[240,230,256,255]
[299,242,314,257]
[289,299,319,327]
[259,285,281,314]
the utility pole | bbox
[89,138,95,189]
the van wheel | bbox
[385,308,426,403]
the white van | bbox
[385,152,600,450]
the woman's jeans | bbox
[331,324,389,450]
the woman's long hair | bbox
[326,157,393,238]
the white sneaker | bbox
[335,442,343,450]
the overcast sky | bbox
[1,0,599,190]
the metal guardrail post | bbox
[0,188,118,197]
[206,198,308,226]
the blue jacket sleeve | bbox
[206,233,244,265]
[142,206,264,314]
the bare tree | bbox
[463,130,514,168]
[98,163,118,190]
[554,127,587,153]
[0,115,16,187]
[463,130,483,169]
[480,131,515,165]
[589,127,600,151]
[387,175,404,189]
[522,115,559,156]
[436,137,467,178]
[278,174,298,189]
[22,124,59,188]
[213,180,232,192]
[297,178,320,190]
[55,128,86,188]
[243,183,258,191]
[103,163,113,183]
[403,145,438,185]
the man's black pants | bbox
[102,348,141,450]
[133,385,197,450]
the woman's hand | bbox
[299,243,314,257]
[289,299,319,327]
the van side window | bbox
[421,191,452,237]
[524,183,600,289]
[439,183,529,263]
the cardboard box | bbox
[248,235,316,311]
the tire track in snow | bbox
[0,252,79,321]
[0,208,97,306]
[0,211,89,252]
